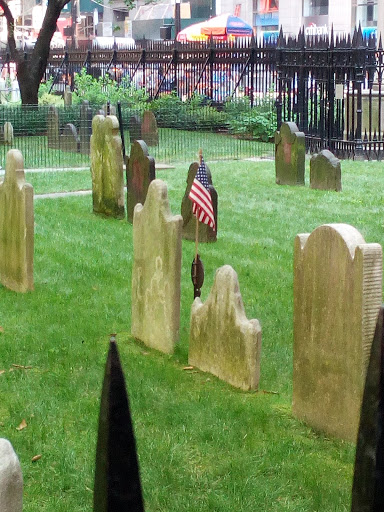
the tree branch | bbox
[0,0,18,61]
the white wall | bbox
[278,0,302,36]
[329,0,352,36]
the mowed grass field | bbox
[0,157,383,512]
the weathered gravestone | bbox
[310,149,342,191]
[181,162,218,242]
[3,122,13,145]
[0,439,23,512]
[61,123,80,153]
[79,100,92,154]
[293,223,382,441]
[189,265,262,390]
[0,150,33,292]
[103,104,117,116]
[275,121,305,186]
[141,110,159,147]
[351,305,384,511]
[47,105,60,149]
[63,86,72,106]
[131,179,182,354]
[129,115,142,141]
[126,140,155,224]
[90,114,125,218]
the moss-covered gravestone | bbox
[79,100,92,155]
[141,110,158,147]
[310,149,342,191]
[90,115,125,218]
[132,179,183,354]
[181,162,218,242]
[126,140,155,224]
[3,122,13,145]
[0,150,34,293]
[47,106,59,149]
[275,121,305,185]
[189,265,262,390]
[293,223,382,441]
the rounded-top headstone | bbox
[0,439,23,512]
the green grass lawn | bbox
[1,157,382,511]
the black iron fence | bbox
[0,28,383,161]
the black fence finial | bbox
[93,335,145,512]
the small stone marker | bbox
[47,105,60,149]
[126,140,155,223]
[0,149,34,292]
[275,121,305,186]
[131,179,182,354]
[63,86,72,106]
[129,115,142,141]
[79,100,92,154]
[181,162,218,242]
[90,114,125,218]
[293,223,382,441]
[310,149,342,191]
[141,110,159,147]
[0,439,23,512]
[3,122,13,145]
[61,123,80,153]
[189,265,262,390]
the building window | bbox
[303,0,329,17]
[355,0,377,27]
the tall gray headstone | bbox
[0,439,23,512]
[189,265,262,390]
[131,179,183,354]
[0,150,33,293]
[141,110,159,147]
[64,86,72,106]
[47,105,59,149]
[126,140,155,224]
[310,149,342,191]
[275,121,305,186]
[79,100,92,155]
[293,223,382,441]
[90,114,125,218]
[61,123,80,153]
[181,162,218,243]
[3,122,13,145]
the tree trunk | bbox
[17,61,41,105]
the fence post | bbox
[354,25,365,160]
[275,28,284,131]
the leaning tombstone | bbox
[141,110,159,147]
[63,86,72,106]
[293,223,382,441]
[275,121,305,186]
[131,179,183,354]
[79,100,92,155]
[47,105,60,149]
[0,439,23,512]
[181,161,218,242]
[94,337,145,512]
[126,139,155,224]
[129,115,142,141]
[189,265,262,390]
[61,123,80,153]
[3,122,13,145]
[0,149,34,292]
[351,305,384,511]
[310,149,342,191]
[90,114,125,218]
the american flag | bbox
[188,157,215,231]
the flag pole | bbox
[194,148,202,263]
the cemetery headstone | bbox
[310,149,342,191]
[103,104,116,116]
[79,100,92,155]
[275,121,305,186]
[129,115,142,141]
[63,86,72,106]
[90,114,125,218]
[61,123,80,153]
[189,265,262,390]
[126,139,155,224]
[0,439,23,512]
[141,110,159,147]
[181,162,218,242]
[3,122,13,145]
[293,223,382,441]
[0,149,34,293]
[47,105,60,149]
[131,179,183,354]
